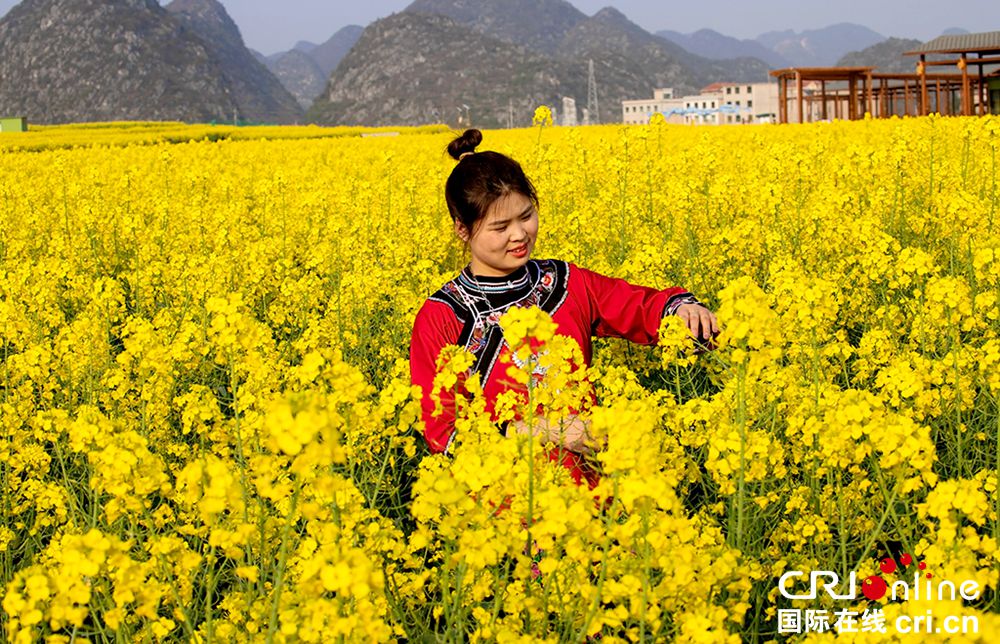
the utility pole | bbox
[587,59,600,124]
[508,99,514,129]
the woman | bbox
[409,129,719,487]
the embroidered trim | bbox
[428,259,570,384]
[456,265,531,293]
[443,429,457,456]
[663,292,701,317]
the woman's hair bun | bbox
[447,129,483,161]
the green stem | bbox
[265,486,301,643]
[577,479,618,640]
[851,482,898,572]
[446,560,468,643]
[735,362,747,551]
[990,143,997,227]
[995,393,1000,612]
[524,357,536,630]
[869,457,916,557]
[837,472,848,577]
[205,543,217,641]
[639,508,652,641]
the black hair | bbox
[445,129,538,238]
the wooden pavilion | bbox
[904,31,1000,116]
[769,31,1000,123]
[770,67,872,123]
[769,67,977,123]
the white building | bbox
[622,88,683,124]
[561,96,578,127]
[681,90,724,125]
[715,82,780,124]
[621,82,782,125]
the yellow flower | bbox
[532,105,553,127]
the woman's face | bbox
[457,191,538,277]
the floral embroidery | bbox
[427,259,570,383]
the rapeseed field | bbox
[1,115,999,641]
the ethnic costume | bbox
[409,258,700,486]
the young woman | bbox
[409,129,719,487]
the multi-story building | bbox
[716,82,780,124]
[621,82,783,125]
[622,88,683,124]
[681,90,724,125]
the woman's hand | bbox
[675,303,720,349]
[507,416,596,454]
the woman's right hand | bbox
[675,302,720,350]
[507,416,596,454]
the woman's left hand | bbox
[675,303,720,349]
[507,416,596,455]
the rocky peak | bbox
[309,11,580,127]
[578,6,659,42]
[269,49,326,109]
[0,0,236,123]
[404,0,587,54]
[307,25,364,76]
[0,0,303,124]
[166,0,243,50]
[591,6,629,25]
[166,0,304,123]
[311,0,770,127]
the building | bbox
[622,88,682,124]
[769,31,1000,123]
[561,96,578,127]
[716,82,780,124]
[771,67,888,123]
[681,91,724,125]
[621,83,781,125]
[905,31,1000,116]
[0,117,27,132]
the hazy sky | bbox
[0,0,991,55]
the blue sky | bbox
[0,0,991,55]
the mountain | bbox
[260,25,364,112]
[940,28,969,36]
[268,49,327,109]
[557,8,769,94]
[307,25,365,76]
[836,37,923,73]
[250,48,269,65]
[404,0,769,87]
[657,28,790,68]
[342,0,770,127]
[0,0,236,124]
[405,0,586,55]
[165,0,303,123]
[309,12,590,127]
[756,23,885,67]
[309,5,773,128]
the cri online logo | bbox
[863,554,930,600]
[778,554,981,602]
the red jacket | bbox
[409,258,695,487]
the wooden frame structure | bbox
[769,32,1000,123]
[770,69,991,124]
[904,31,1000,116]
[770,67,874,123]
[868,73,971,117]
